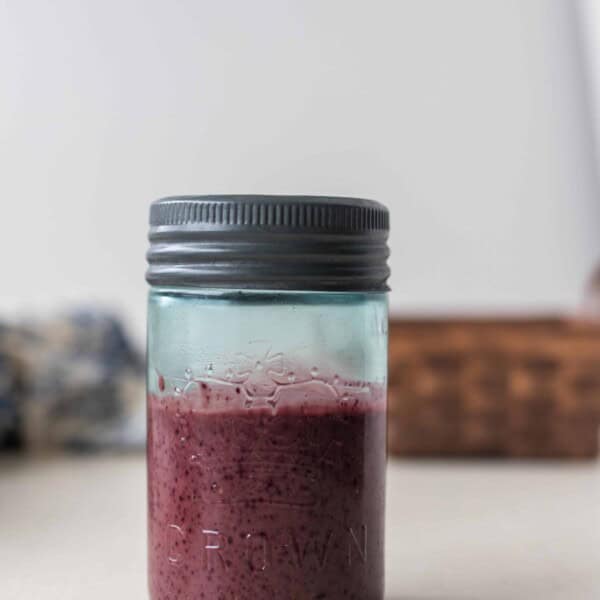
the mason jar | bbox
[146,195,390,599]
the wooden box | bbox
[388,318,600,458]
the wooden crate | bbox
[388,317,600,459]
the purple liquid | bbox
[148,381,386,599]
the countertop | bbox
[1,455,599,599]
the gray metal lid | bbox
[146,195,390,292]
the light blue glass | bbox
[147,286,388,599]
[147,288,388,396]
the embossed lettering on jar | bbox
[146,195,390,600]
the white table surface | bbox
[1,454,599,600]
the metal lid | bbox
[146,195,390,292]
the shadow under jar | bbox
[146,195,390,600]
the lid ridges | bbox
[147,195,390,292]
[150,195,389,232]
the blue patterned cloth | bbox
[0,310,145,452]
[0,338,23,449]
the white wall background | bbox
[1,0,599,341]
[580,0,600,161]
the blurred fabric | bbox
[0,311,144,452]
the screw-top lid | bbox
[146,195,390,292]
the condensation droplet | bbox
[287,372,296,383]
[255,361,263,371]
[333,375,340,386]
[184,368,192,380]
[206,363,214,375]
[189,454,200,465]
[225,369,233,380]
[179,436,187,446]
[174,386,183,395]
[310,367,319,378]
[210,482,218,492]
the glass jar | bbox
[146,196,390,600]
